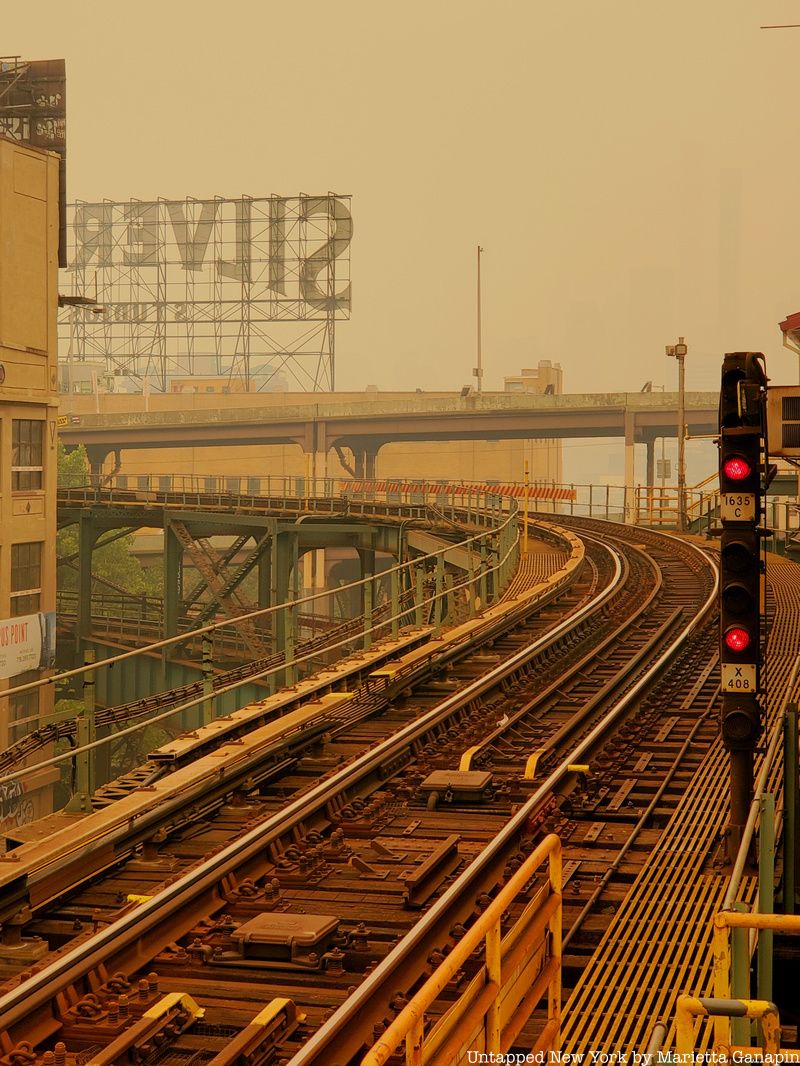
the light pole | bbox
[475,245,484,393]
[666,336,688,531]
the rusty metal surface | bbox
[0,517,727,1065]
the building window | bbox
[11,542,42,616]
[12,420,44,490]
[9,670,38,741]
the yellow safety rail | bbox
[361,833,562,1066]
[675,995,786,1063]
[711,910,800,1050]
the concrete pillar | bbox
[645,434,655,492]
[365,446,378,481]
[308,419,328,489]
[358,543,376,650]
[85,446,109,487]
[163,520,183,641]
[354,443,380,481]
[624,412,636,524]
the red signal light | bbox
[722,456,752,482]
[724,626,752,653]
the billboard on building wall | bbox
[0,611,55,680]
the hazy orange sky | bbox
[8,1,800,400]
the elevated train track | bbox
[0,515,721,1062]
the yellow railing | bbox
[711,910,800,1050]
[675,995,786,1063]
[673,909,800,1059]
[361,833,562,1066]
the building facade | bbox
[0,137,60,822]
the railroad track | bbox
[0,518,717,1064]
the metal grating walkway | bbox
[560,550,800,1053]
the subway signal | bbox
[721,455,751,482]
[723,626,752,654]
[718,428,762,524]
[721,694,762,749]
[719,528,760,670]
[718,351,768,861]
[719,351,767,430]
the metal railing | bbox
[664,658,800,1056]
[361,833,562,1066]
[5,484,525,796]
[58,471,800,545]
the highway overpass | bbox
[60,389,718,486]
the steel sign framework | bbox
[58,194,352,393]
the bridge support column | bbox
[66,649,96,813]
[271,531,299,689]
[624,412,636,524]
[76,513,96,661]
[433,555,446,631]
[644,433,657,525]
[287,532,299,686]
[354,444,379,481]
[163,519,183,642]
[85,446,109,487]
[162,519,183,701]
[645,434,655,492]
[479,540,489,609]
[313,451,328,487]
[358,543,376,650]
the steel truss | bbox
[58,194,351,393]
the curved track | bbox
[0,517,718,1065]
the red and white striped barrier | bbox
[339,480,576,501]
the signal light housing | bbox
[721,694,762,749]
[723,626,752,654]
[719,428,761,503]
[718,355,766,763]
[722,455,752,482]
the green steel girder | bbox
[191,532,272,628]
[182,532,253,613]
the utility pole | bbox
[475,245,484,393]
[666,337,688,531]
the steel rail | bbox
[0,542,626,1034]
[0,525,523,788]
[289,537,719,1066]
[0,522,584,923]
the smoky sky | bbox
[7,0,800,397]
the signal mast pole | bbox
[718,352,767,866]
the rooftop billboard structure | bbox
[58,194,352,393]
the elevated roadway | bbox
[59,389,718,484]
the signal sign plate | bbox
[721,663,757,693]
[721,493,756,522]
